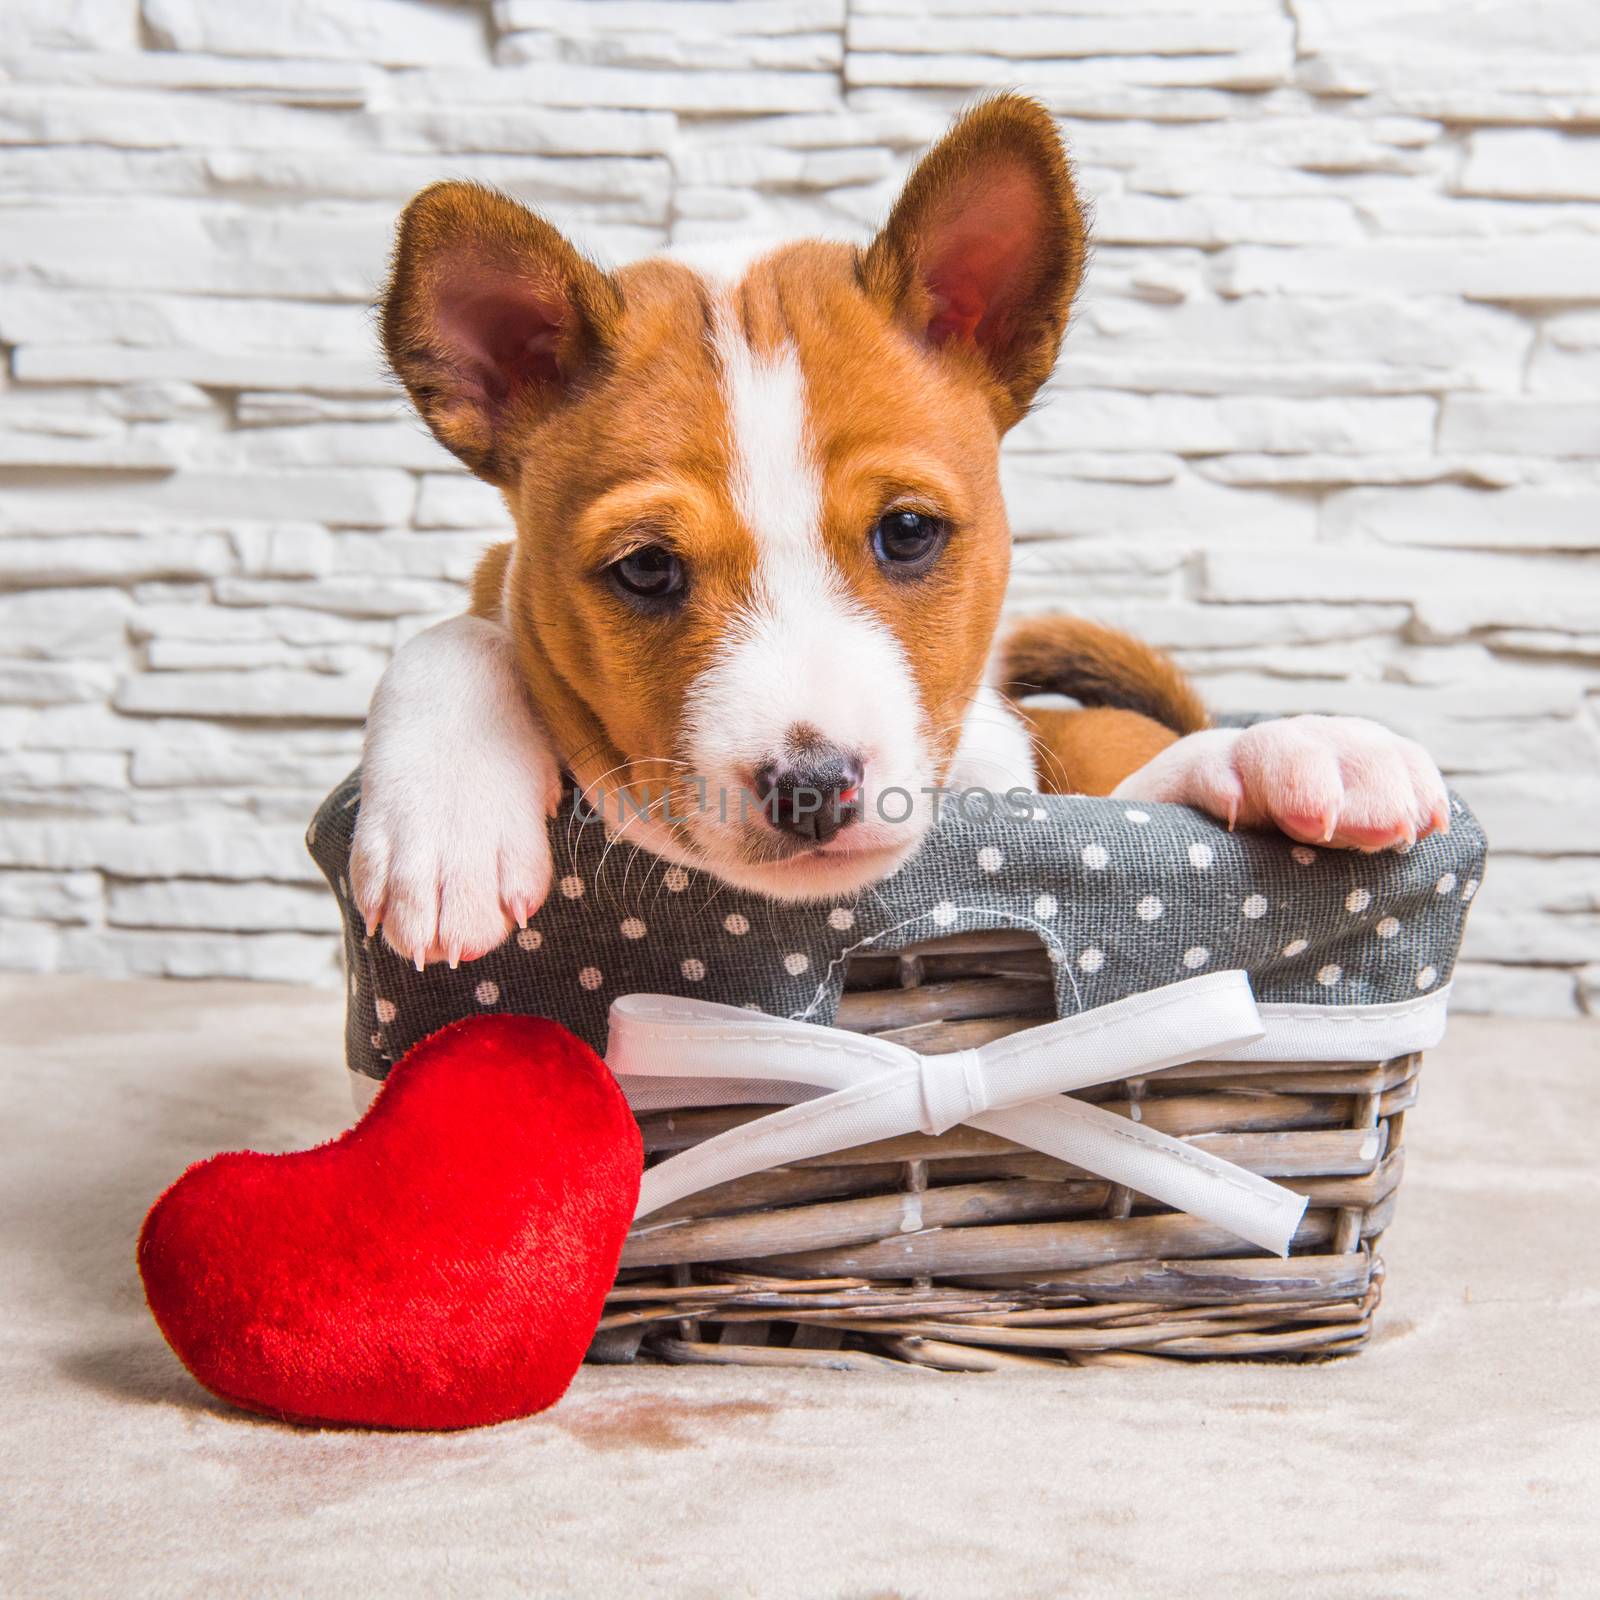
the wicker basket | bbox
[309,767,1483,1374]
[601,928,1406,1372]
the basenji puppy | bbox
[351,95,1449,969]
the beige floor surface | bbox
[2,975,1596,1599]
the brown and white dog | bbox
[351,96,1449,970]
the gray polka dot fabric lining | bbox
[308,766,1487,1085]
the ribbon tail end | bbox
[1242,1190,1310,1260]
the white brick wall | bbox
[3,0,1598,1015]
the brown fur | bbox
[471,238,1020,820]
[468,540,511,620]
[1025,706,1183,798]
[388,95,1189,839]
[861,94,1087,431]
[382,182,623,487]
[494,255,746,814]
[999,617,1209,797]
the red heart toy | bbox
[138,1014,641,1430]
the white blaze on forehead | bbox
[681,265,926,809]
[715,312,824,567]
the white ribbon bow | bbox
[606,970,1308,1256]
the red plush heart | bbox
[138,1014,641,1430]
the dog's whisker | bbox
[589,781,695,908]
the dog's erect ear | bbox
[862,95,1085,428]
[382,183,623,486]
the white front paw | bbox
[350,760,559,969]
[1115,715,1450,853]
[348,615,564,968]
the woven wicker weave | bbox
[599,928,1408,1371]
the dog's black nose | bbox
[752,749,864,845]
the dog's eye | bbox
[872,510,947,574]
[609,545,686,605]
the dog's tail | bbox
[997,616,1209,737]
